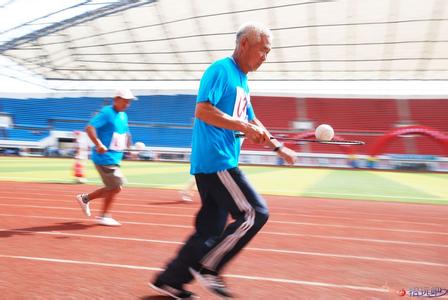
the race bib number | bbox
[233,87,249,121]
[109,132,127,151]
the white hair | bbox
[236,22,272,46]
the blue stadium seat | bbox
[0,95,196,147]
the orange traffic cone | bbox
[73,159,87,183]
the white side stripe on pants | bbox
[201,170,255,271]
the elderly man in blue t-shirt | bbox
[150,22,297,299]
[75,88,136,226]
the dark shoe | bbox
[148,278,198,299]
[189,267,233,298]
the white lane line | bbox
[224,274,388,293]
[0,195,186,208]
[262,231,448,248]
[0,213,447,249]
[1,188,447,221]
[269,220,448,236]
[266,213,445,227]
[2,175,444,201]
[1,229,446,267]
[301,191,448,202]
[0,177,177,188]
[305,208,448,222]
[0,203,192,218]
[0,254,162,271]
[0,213,192,228]
[269,213,444,227]
[2,190,448,225]
[0,195,444,227]
[0,229,183,245]
[246,247,448,267]
[0,254,389,293]
[0,177,74,183]
[1,203,448,236]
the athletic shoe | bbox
[180,190,193,202]
[75,194,91,217]
[148,278,198,299]
[96,216,121,226]
[189,267,233,298]
[75,177,87,184]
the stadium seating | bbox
[250,96,298,130]
[127,95,196,125]
[305,98,399,132]
[6,128,48,141]
[1,95,447,155]
[408,100,448,131]
[243,97,447,156]
[0,95,195,147]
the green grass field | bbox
[0,156,447,205]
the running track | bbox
[0,181,447,299]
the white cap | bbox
[115,88,137,100]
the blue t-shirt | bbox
[190,57,255,174]
[88,105,129,165]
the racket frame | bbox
[235,133,365,145]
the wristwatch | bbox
[273,143,284,152]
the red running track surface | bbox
[0,181,447,299]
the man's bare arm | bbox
[85,125,107,153]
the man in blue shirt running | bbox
[75,88,136,227]
[149,22,296,299]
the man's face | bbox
[114,97,131,111]
[243,34,271,72]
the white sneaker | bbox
[75,194,91,217]
[180,190,193,202]
[76,177,87,184]
[96,216,121,226]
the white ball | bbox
[134,142,145,150]
[315,124,334,141]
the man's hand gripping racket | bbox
[240,125,297,165]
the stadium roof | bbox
[1,0,448,97]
